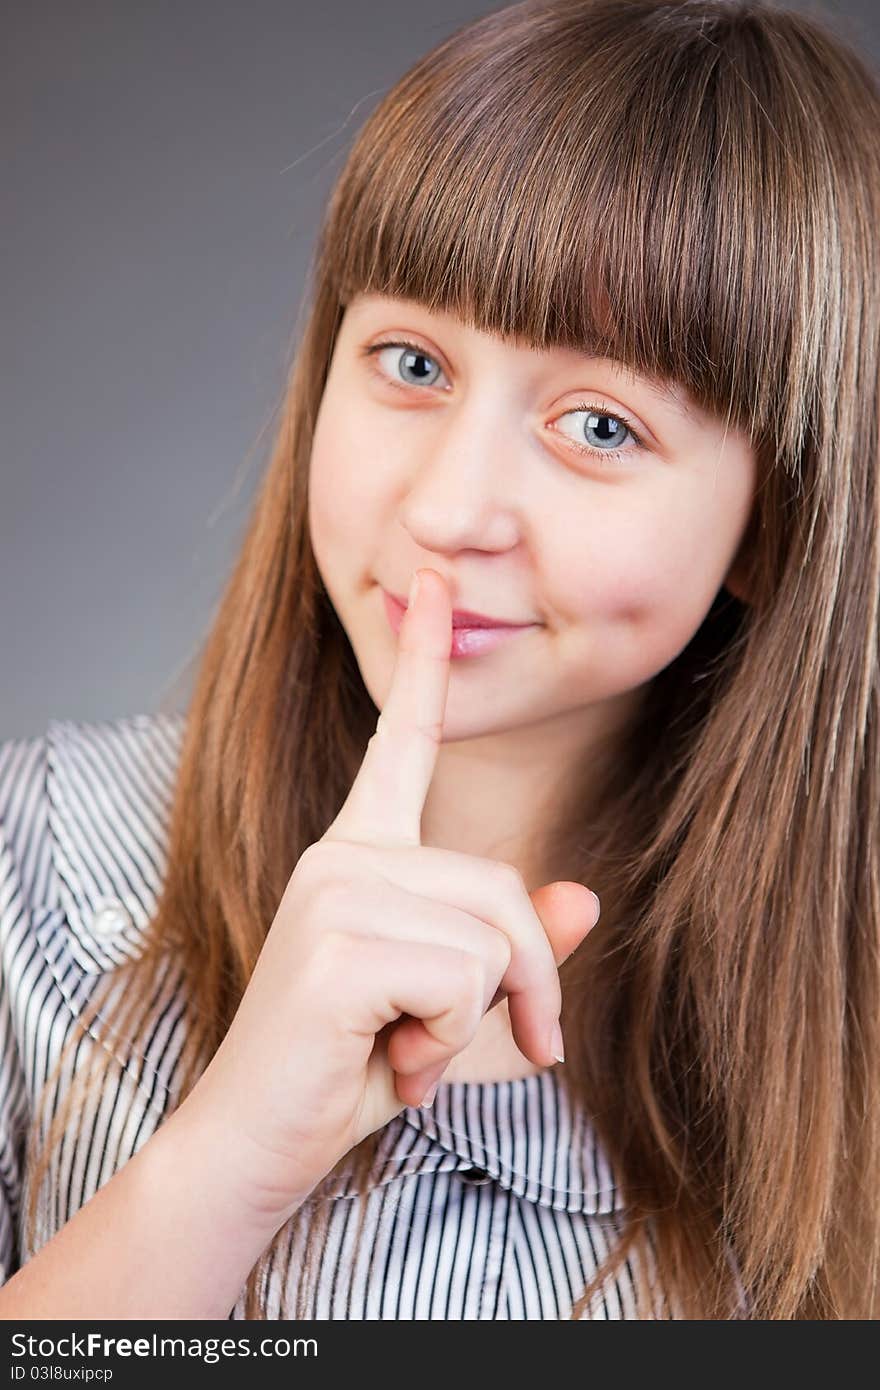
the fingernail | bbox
[408,571,421,609]
[420,1079,439,1108]
[549,1020,565,1064]
[589,890,601,925]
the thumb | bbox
[529,880,601,967]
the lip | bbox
[385,590,533,629]
[382,588,541,659]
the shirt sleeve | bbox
[0,733,47,1285]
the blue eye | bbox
[553,402,645,468]
[366,339,446,388]
[362,337,646,469]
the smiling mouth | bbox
[385,589,536,630]
[381,588,541,659]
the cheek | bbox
[308,401,379,561]
[553,517,704,619]
[605,535,709,619]
[551,500,729,671]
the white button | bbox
[92,898,133,937]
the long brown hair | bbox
[24,0,880,1318]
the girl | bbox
[0,0,878,1320]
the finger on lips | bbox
[327,567,451,848]
[324,567,599,1097]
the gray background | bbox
[3,0,877,740]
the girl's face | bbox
[309,292,756,747]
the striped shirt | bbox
[0,711,652,1318]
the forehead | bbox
[344,291,697,419]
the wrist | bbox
[155,1091,315,1245]
[148,1101,288,1260]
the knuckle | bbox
[455,949,488,1025]
[493,859,526,896]
[490,925,513,976]
[313,875,358,921]
[449,1020,478,1057]
[312,924,358,961]
[303,925,355,990]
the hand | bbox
[177,568,601,1235]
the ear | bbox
[723,537,756,604]
[723,560,750,605]
[723,506,760,606]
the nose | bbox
[397,398,526,553]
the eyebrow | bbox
[626,374,693,419]
[557,351,694,421]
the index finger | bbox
[325,568,452,847]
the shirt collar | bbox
[44,712,623,1215]
[320,1069,623,1214]
[400,1072,622,1213]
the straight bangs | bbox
[319,0,876,478]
